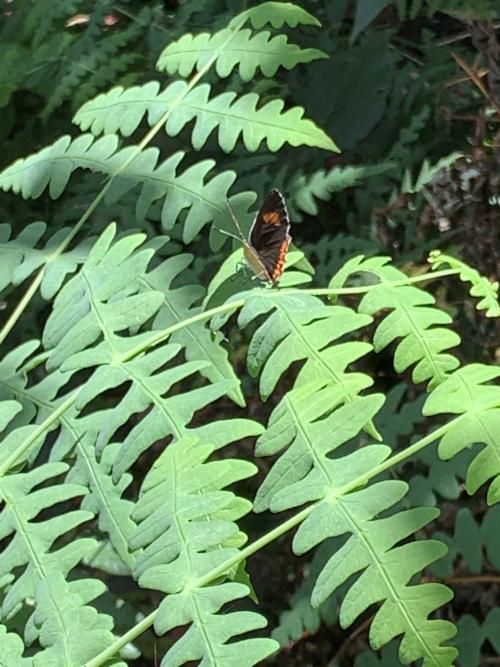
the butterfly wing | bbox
[249,189,291,284]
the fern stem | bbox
[0,19,247,346]
[0,391,77,476]
[333,400,500,498]
[84,400,500,666]
[85,611,157,667]
[120,299,245,362]
[296,268,461,297]
[0,269,44,346]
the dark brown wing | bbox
[249,189,291,283]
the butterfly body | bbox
[241,189,291,285]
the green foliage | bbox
[75,81,337,153]
[329,256,461,389]
[1,1,499,666]
[157,30,326,80]
[424,365,500,504]
[429,251,500,317]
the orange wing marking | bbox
[262,211,281,225]
[271,238,290,281]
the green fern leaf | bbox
[0,138,239,244]
[157,28,326,81]
[402,152,462,194]
[428,251,500,318]
[67,442,136,571]
[272,538,343,646]
[239,291,373,400]
[0,134,119,199]
[0,399,24,434]
[423,364,500,504]
[453,609,500,667]
[0,223,93,299]
[330,256,461,388]
[254,382,368,511]
[154,583,277,667]
[75,81,337,152]
[33,572,125,666]
[0,347,137,570]
[0,453,95,625]
[231,2,322,29]
[257,392,457,664]
[432,508,483,577]
[42,225,163,367]
[142,253,245,406]
[0,624,31,666]
[130,436,277,666]
[291,163,394,216]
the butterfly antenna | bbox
[226,198,246,241]
[213,227,241,243]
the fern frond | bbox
[0,137,239,243]
[330,256,461,389]
[42,225,163,366]
[33,572,125,666]
[43,5,147,118]
[74,81,337,152]
[428,251,500,317]
[291,163,395,216]
[258,392,457,664]
[0,624,31,665]
[130,436,277,666]
[408,444,471,507]
[453,609,500,666]
[0,222,93,299]
[0,449,95,625]
[432,508,485,577]
[272,538,343,646]
[0,344,138,570]
[67,443,136,571]
[238,291,373,400]
[142,253,245,406]
[232,2,322,29]
[157,28,326,81]
[402,152,462,194]
[41,226,259,483]
[424,364,500,504]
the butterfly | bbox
[225,189,291,286]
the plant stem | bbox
[120,299,245,362]
[84,405,477,666]
[0,391,77,477]
[0,20,245,345]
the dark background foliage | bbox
[1,1,499,665]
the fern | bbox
[428,251,500,317]
[431,505,500,577]
[272,538,343,646]
[130,436,277,666]
[141,252,245,405]
[329,256,461,389]
[75,81,336,153]
[290,163,395,217]
[256,389,457,665]
[2,2,500,666]
[0,438,95,632]
[0,222,93,298]
[157,28,326,80]
[33,572,125,666]
[402,153,462,194]
[424,364,500,504]
[453,609,500,666]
